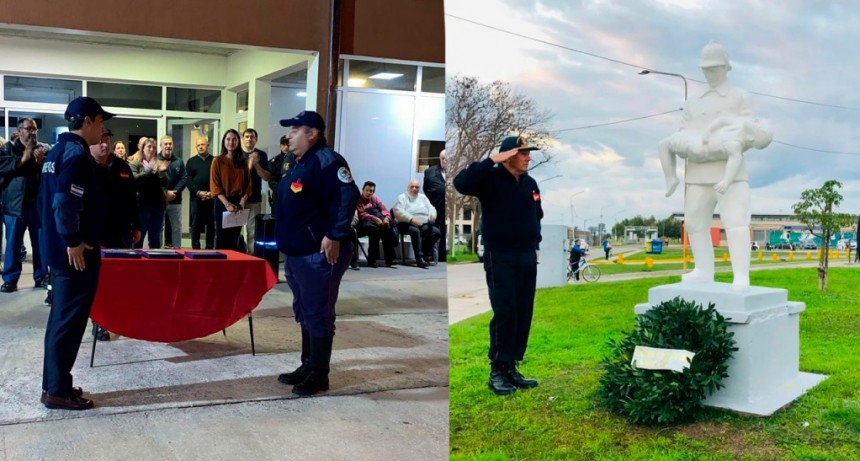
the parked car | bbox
[851,239,857,250]
[773,242,793,250]
[801,241,817,250]
[751,241,760,251]
[476,235,484,262]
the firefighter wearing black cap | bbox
[454,135,544,396]
[275,110,359,396]
[38,96,113,410]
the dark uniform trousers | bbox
[284,242,353,337]
[483,249,537,364]
[42,249,101,396]
[190,196,215,249]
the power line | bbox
[446,14,860,112]
[555,109,681,132]
[772,140,860,156]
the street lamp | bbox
[569,188,589,236]
[599,205,613,241]
[638,69,688,101]
[613,209,627,242]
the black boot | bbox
[506,362,538,389]
[292,335,332,396]
[279,328,311,385]
[488,362,516,395]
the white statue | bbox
[658,41,773,290]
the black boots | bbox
[488,362,516,395]
[292,335,332,396]
[278,328,311,385]
[488,362,538,395]
[506,363,538,389]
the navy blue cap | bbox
[64,97,115,123]
[279,110,325,131]
[499,136,539,152]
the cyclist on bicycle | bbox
[569,239,587,281]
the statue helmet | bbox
[699,40,731,70]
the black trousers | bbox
[190,197,215,249]
[483,249,537,364]
[42,250,101,396]
[397,222,440,261]
[356,221,397,264]
[214,197,242,251]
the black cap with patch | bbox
[64,97,115,123]
[499,136,539,152]
[279,110,325,131]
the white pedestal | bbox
[536,225,568,289]
[633,282,826,416]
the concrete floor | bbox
[0,257,449,461]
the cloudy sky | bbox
[445,0,860,230]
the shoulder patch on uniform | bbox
[532,190,540,202]
[337,166,353,183]
[70,184,84,197]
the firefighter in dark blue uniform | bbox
[38,97,113,410]
[274,111,359,396]
[454,136,544,396]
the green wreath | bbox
[598,297,738,425]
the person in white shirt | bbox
[393,179,440,268]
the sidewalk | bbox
[448,258,858,325]
[0,258,449,461]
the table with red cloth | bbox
[90,250,277,343]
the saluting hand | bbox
[321,237,340,265]
[490,147,521,164]
[68,243,94,271]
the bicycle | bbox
[567,256,601,282]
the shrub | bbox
[598,297,738,425]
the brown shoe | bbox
[41,387,83,404]
[42,393,94,410]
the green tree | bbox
[792,180,856,291]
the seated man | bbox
[393,179,440,269]
[355,181,397,268]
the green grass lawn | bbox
[450,268,860,460]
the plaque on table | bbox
[101,249,142,259]
[140,249,185,259]
[184,251,228,260]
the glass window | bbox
[416,139,445,172]
[347,60,417,91]
[9,111,68,145]
[4,76,82,104]
[236,90,249,113]
[87,81,162,110]
[166,88,221,113]
[421,66,445,94]
[273,68,308,85]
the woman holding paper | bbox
[210,129,251,250]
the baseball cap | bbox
[279,110,325,131]
[64,97,115,123]
[499,135,539,152]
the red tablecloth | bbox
[90,250,277,342]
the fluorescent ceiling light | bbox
[296,91,307,97]
[348,78,367,87]
[368,72,403,80]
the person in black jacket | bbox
[423,149,446,262]
[185,137,215,249]
[39,96,113,410]
[159,136,186,248]
[275,111,359,396]
[0,118,49,293]
[454,136,543,396]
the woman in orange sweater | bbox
[210,129,251,250]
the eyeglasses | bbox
[19,126,37,132]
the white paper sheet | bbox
[222,209,249,229]
[631,345,695,373]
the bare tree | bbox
[792,179,856,291]
[445,75,555,252]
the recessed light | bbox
[348,78,367,87]
[368,72,403,80]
